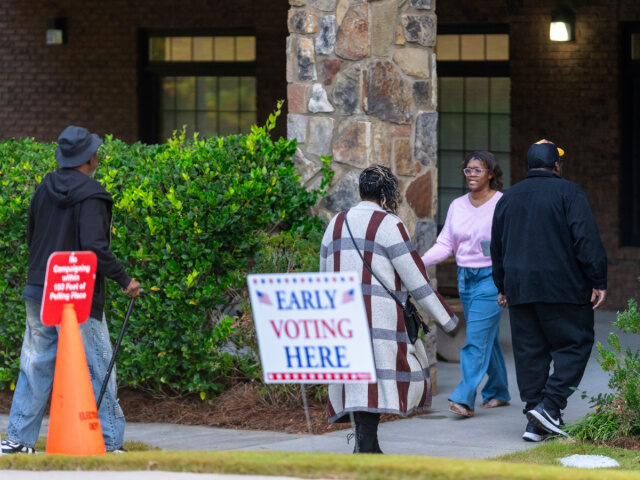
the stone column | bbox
[287,0,439,384]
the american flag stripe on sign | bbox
[342,288,355,304]
[256,291,272,305]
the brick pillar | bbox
[286,0,439,386]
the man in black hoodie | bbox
[1,126,140,454]
[491,140,607,443]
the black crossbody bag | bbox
[343,213,429,344]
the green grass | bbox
[2,449,640,479]
[495,438,640,470]
[32,437,159,452]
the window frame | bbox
[620,23,640,247]
[138,28,257,144]
[437,24,510,78]
[436,24,511,228]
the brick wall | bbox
[0,0,289,143]
[439,0,640,309]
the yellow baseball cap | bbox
[535,139,564,157]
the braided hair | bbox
[358,165,400,214]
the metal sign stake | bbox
[300,384,316,451]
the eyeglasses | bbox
[463,168,489,176]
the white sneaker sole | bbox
[522,431,548,442]
[526,409,568,437]
[1,442,36,454]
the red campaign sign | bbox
[41,251,97,326]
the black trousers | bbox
[509,302,594,412]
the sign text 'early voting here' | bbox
[247,272,375,384]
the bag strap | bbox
[343,211,406,309]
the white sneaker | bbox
[526,402,568,437]
[1,439,37,454]
[522,420,551,442]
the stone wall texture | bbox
[439,0,640,310]
[287,0,440,370]
[287,0,439,250]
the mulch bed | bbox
[608,437,640,450]
[117,383,350,435]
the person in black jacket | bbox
[1,126,140,455]
[490,140,607,442]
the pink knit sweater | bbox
[421,192,503,268]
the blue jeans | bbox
[448,267,510,409]
[5,300,125,450]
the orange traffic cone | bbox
[46,303,106,456]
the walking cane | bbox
[96,294,138,411]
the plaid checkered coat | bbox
[320,201,459,422]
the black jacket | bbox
[490,170,607,306]
[26,168,131,319]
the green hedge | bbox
[0,104,331,398]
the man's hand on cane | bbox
[123,278,141,298]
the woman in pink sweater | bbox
[422,151,510,418]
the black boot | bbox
[352,412,383,454]
[372,437,383,454]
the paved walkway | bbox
[0,309,632,462]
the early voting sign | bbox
[247,272,376,384]
[41,251,97,326]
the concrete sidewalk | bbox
[0,309,632,460]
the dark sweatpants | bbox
[509,302,594,412]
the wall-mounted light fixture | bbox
[46,17,67,45]
[550,5,575,42]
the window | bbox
[435,27,510,226]
[632,32,640,60]
[149,36,256,62]
[436,33,509,61]
[621,26,640,246]
[159,76,256,140]
[139,32,257,143]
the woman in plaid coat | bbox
[320,165,458,453]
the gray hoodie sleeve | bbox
[77,198,131,289]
